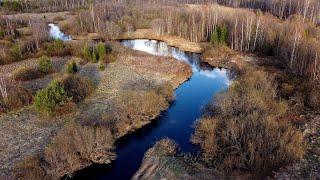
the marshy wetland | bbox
[0,0,319,179]
[73,39,231,179]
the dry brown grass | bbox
[118,53,192,88]
[274,70,320,110]
[192,70,305,175]
[45,122,115,177]
[202,45,238,67]
[151,138,179,156]
[0,79,33,114]
[13,155,49,180]
[13,67,45,81]
[301,82,320,109]
[109,89,170,137]
[44,40,71,57]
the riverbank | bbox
[118,29,204,53]
[71,39,231,179]
[0,43,192,177]
[132,48,320,180]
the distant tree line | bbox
[1,0,319,26]
[152,6,320,84]
[73,0,320,84]
[1,0,319,83]
[0,0,101,13]
[216,0,320,25]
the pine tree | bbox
[82,43,91,61]
[97,42,106,61]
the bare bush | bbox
[192,70,305,174]
[45,123,115,177]
[45,39,70,57]
[301,81,320,109]
[110,89,170,137]
[28,20,49,51]
[0,78,8,105]
[60,75,95,103]
[13,155,49,180]
[0,79,33,114]
[151,138,179,156]
[13,67,44,81]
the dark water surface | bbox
[73,39,232,180]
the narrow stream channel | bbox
[72,39,232,179]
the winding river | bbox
[72,39,232,179]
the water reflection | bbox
[73,39,232,180]
[49,23,72,41]
[122,39,232,85]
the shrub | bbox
[66,61,78,74]
[38,56,53,74]
[110,89,169,136]
[192,70,305,175]
[152,138,179,156]
[9,44,22,62]
[0,29,5,39]
[96,42,106,61]
[98,61,106,71]
[301,82,320,109]
[68,41,85,57]
[105,53,117,63]
[154,82,174,102]
[6,86,33,109]
[34,80,70,115]
[82,43,92,61]
[13,155,49,180]
[307,86,320,109]
[45,123,115,177]
[105,43,113,54]
[2,0,23,11]
[60,75,94,103]
[0,80,33,114]
[91,49,98,63]
[46,39,70,56]
[82,43,108,63]
[13,67,44,81]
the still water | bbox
[73,39,232,179]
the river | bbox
[72,39,232,179]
